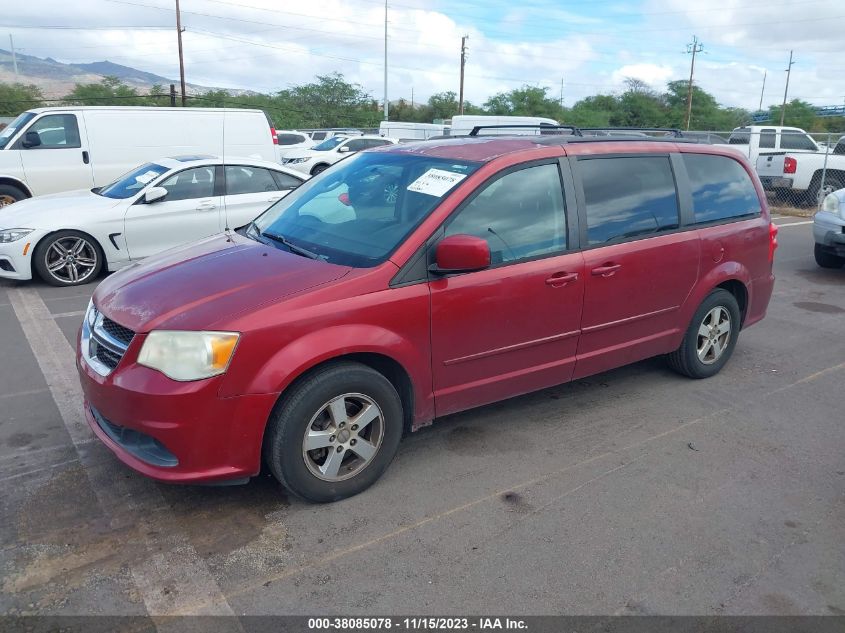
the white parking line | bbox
[7,286,242,624]
[774,220,814,227]
[50,310,86,319]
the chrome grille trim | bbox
[81,304,135,377]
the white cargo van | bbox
[0,106,278,205]
[378,121,446,141]
[447,115,560,136]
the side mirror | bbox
[144,186,168,204]
[433,234,491,274]
[338,145,351,153]
[21,131,42,148]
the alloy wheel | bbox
[44,236,98,284]
[301,393,384,482]
[696,306,731,365]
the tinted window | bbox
[159,166,215,202]
[580,157,679,245]
[311,132,327,141]
[21,114,81,149]
[446,163,566,264]
[277,133,306,145]
[834,138,845,155]
[683,154,761,223]
[345,139,371,152]
[225,165,279,195]
[728,128,750,145]
[272,170,303,190]
[780,131,817,151]
[759,129,776,149]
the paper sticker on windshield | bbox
[407,169,467,197]
[135,170,160,185]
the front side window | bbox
[683,154,761,224]
[445,163,567,265]
[0,112,36,149]
[345,139,372,152]
[580,156,679,245]
[224,166,279,195]
[159,166,215,202]
[20,114,81,149]
[98,162,170,199]
[253,152,480,267]
[780,131,817,151]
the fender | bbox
[0,175,32,198]
[219,323,435,425]
[671,260,752,349]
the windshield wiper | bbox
[262,231,320,259]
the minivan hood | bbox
[0,190,120,229]
[94,233,351,332]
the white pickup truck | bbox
[756,135,845,205]
[719,125,820,163]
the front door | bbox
[429,161,585,417]
[124,165,222,260]
[15,113,93,196]
[573,154,700,379]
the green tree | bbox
[566,94,621,127]
[64,76,146,106]
[483,85,565,120]
[282,73,380,128]
[768,99,817,130]
[0,82,44,116]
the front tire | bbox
[263,362,403,503]
[310,164,329,176]
[668,289,741,379]
[814,243,845,269]
[33,230,103,286]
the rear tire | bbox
[0,184,27,207]
[263,361,403,503]
[807,175,844,207]
[310,164,329,176]
[814,243,845,269]
[668,289,741,379]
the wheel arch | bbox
[0,176,32,199]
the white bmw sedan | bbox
[0,156,307,286]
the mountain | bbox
[0,49,252,98]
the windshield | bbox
[97,163,170,199]
[252,152,481,267]
[0,112,36,150]
[313,137,347,151]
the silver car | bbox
[814,188,845,268]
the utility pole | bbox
[758,69,766,112]
[383,0,388,121]
[170,83,177,107]
[684,35,703,131]
[458,35,468,115]
[9,34,19,78]
[559,77,564,108]
[175,0,187,106]
[779,50,794,126]
[411,86,414,110]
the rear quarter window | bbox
[682,154,761,224]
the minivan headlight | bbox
[821,193,841,216]
[0,228,33,243]
[137,331,240,381]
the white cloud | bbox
[611,63,675,90]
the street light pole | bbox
[458,35,468,116]
[684,35,703,131]
[383,0,389,121]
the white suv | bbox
[282,135,397,175]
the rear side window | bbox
[580,156,679,245]
[682,154,761,224]
[277,133,306,145]
[272,170,303,190]
[224,166,279,195]
[759,129,776,149]
[780,131,816,151]
[446,162,567,264]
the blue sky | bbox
[4,0,844,115]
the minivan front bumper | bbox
[813,211,845,256]
[77,336,277,483]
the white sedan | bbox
[282,135,397,176]
[0,156,307,286]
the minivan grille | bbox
[83,305,135,376]
[101,317,135,347]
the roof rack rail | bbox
[579,127,684,138]
[468,124,583,137]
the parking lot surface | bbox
[0,217,843,617]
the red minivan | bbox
[77,130,777,502]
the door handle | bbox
[591,263,622,277]
[196,202,216,210]
[545,271,579,287]
[82,150,89,164]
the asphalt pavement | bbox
[0,217,843,618]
